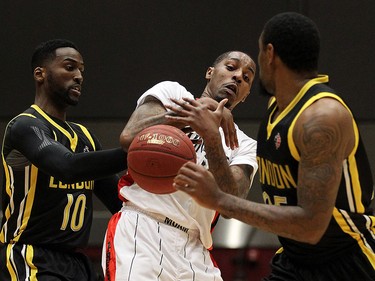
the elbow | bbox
[51,161,82,183]
[303,230,324,245]
[119,132,133,152]
[299,222,328,245]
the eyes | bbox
[225,64,251,82]
[65,63,84,74]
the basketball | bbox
[127,125,196,194]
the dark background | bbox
[1,1,374,278]
[0,0,374,121]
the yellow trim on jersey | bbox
[266,75,329,140]
[26,245,38,280]
[333,208,375,268]
[18,113,37,119]
[0,162,13,242]
[12,165,38,242]
[6,244,17,281]
[31,104,78,151]
[286,90,365,213]
[275,247,284,254]
[288,88,356,161]
[1,114,36,224]
[74,123,96,151]
[346,121,364,213]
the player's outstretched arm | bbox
[9,115,126,183]
[174,98,355,244]
[166,98,251,199]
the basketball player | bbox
[0,39,127,281]
[102,51,258,280]
[174,12,375,281]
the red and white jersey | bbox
[120,81,257,248]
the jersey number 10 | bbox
[60,194,86,231]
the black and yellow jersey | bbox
[1,104,125,251]
[256,75,375,264]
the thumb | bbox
[216,98,228,114]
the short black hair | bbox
[212,51,251,66]
[261,12,320,72]
[31,39,78,73]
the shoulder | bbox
[298,97,353,126]
[294,97,354,156]
[145,81,191,95]
[137,81,194,107]
[7,112,44,132]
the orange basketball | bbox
[127,125,196,194]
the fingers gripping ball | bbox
[127,125,197,194]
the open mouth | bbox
[70,85,81,95]
[225,84,237,96]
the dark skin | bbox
[34,47,84,120]
[120,51,256,199]
[26,46,123,212]
[173,37,355,244]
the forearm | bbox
[38,146,127,183]
[217,193,328,244]
[119,97,187,151]
[120,112,168,151]
[204,134,241,196]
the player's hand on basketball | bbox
[173,162,224,210]
[165,97,226,143]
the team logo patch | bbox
[274,132,281,150]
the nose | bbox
[74,69,83,84]
[232,69,243,84]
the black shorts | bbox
[262,246,375,281]
[0,243,98,281]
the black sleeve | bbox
[94,174,123,214]
[9,115,127,183]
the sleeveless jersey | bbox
[1,105,99,251]
[256,75,375,263]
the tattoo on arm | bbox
[297,115,343,216]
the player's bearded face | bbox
[47,71,79,106]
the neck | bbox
[274,70,317,113]
[34,96,67,121]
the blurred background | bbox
[1,1,374,280]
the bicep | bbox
[294,100,354,221]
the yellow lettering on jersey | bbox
[59,182,68,189]
[75,181,84,189]
[257,157,297,189]
[49,176,94,190]
[49,177,58,188]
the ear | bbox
[205,67,214,80]
[266,43,275,65]
[34,67,45,82]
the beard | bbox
[258,80,273,98]
[47,74,79,106]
